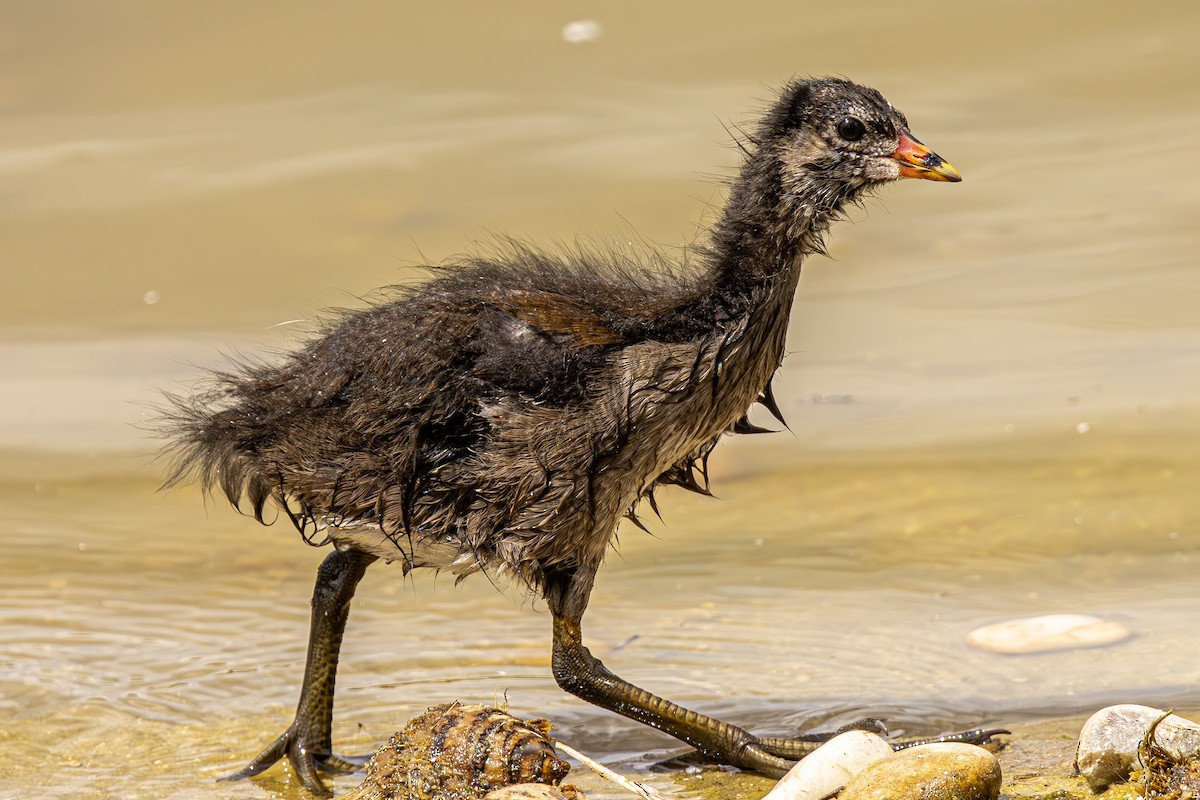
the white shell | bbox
[965,613,1130,654]
[1075,704,1200,791]
[762,730,893,800]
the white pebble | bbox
[762,730,893,800]
[965,613,1130,654]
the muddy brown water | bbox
[3,2,1199,798]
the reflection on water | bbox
[2,1,1199,798]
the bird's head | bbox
[762,77,960,206]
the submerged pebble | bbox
[965,613,1130,654]
[761,730,893,800]
[1075,704,1200,791]
[837,743,1001,800]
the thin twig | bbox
[555,742,676,800]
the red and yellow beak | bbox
[891,130,961,182]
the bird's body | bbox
[180,244,796,596]
[165,77,971,796]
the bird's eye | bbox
[837,117,866,142]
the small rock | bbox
[837,743,1002,800]
[1075,704,1200,791]
[485,785,585,800]
[965,614,1130,654]
[761,730,893,800]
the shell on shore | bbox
[338,704,576,800]
[1075,705,1200,791]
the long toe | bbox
[218,722,364,797]
[293,751,331,798]
[754,720,885,761]
[219,730,291,783]
[893,727,1011,751]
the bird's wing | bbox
[481,289,625,347]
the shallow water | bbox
[3,2,1199,798]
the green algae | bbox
[1132,711,1200,800]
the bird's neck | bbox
[705,153,845,323]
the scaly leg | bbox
[222,547,378,797]
[545,566,1006,775]
[552,613,798,776]
[545,565,798,776]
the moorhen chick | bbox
[165,77,971,796]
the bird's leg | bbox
[551,613,796,776]
[222,547,378,797]
[544,565,797,777]
[545,567,1006,773]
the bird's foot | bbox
[756,717,890,759]
[756,719,1009,760]
[219,720,368,797]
